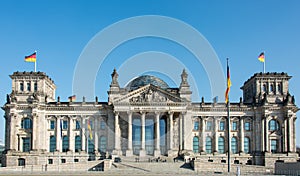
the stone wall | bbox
[264,153,298,168]
[275,162,300,175]
[192,160,271,174]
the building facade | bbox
[1,70,298,168]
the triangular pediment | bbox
[114,84,185,104]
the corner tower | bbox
[3,71,56,156]
[241,72,292,104]
[8,71,56,103]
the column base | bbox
[126,149,133,156]
[139,150,146,157]
[167,150,177,157]
[154,150,161,157]
[112,149,122,156]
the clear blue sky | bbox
[0,0,300,145]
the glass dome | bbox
[125,75,169,91]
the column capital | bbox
[114,111,120,116]
[181,111,187,115]
[140,111,146,117]
[155,111,161,116]
[168,111,174,115]
[127,111,132,116]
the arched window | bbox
[206,137,212,154]
[244,137,250,154]
[75,136,81,152]
[193,136,199,153]
[62,136,69,152]
[88,139,94,154]
[99,136,107,153]
[231,137,238,154]
[21,118,32,129]
[269,119,279,131]
[218,137,225,154]
[49,136,56,152]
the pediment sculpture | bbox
[129,89,168,103]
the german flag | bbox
[87,119,93,139]
[258,52,265,62]
[25,52,36,62]
[68,95,76,102]
[225,61,231,104]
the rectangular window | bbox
[232,121,238,131]
[48,159,53,164]
[206,121,212,131]
[61,159,66,163]
[100,121,106,130]
[63,120,68,129]
[194,121,199,130]
[75,120,81,129]
[50,120,55,129]
[23,137,30,152]
[244,122,251,131]
[90,121,93,130]
[27,82,31,91]
[271,139,277,153]
[20,82,24,91]
[34,82,38,92]
[219,121,225,131]
[74,159,79,162]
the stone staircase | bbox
[105,156,196,175]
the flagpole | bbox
[263,51,266,73]
[226,58,231,173]
[34,50,37,72]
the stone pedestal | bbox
[154,150,161,157]
[139,150,146,157]
[112,150,122,156]
[168,150,177,157]
[125,150,133,156]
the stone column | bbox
[69,117,75,152]
[261,117,265,152]
[283,119,287,152]
[265,117,269,152]
[140,112,146,156]
[32,114,37,150]
[168,112,174,155]
[94,117,99,153]
[288,116,293,152]
[81,118,86,152]
[126,111,133,156]
[56,117,61,152]
[113,112,121,155]
[240,117,244,153]
[292,116,296,152]
[201,117,205,153]
[154,112,161,157]
[179,114,183,151]
[214,118,218,154]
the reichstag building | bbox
[1,69,298,169]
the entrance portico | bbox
[114,110,178,157]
